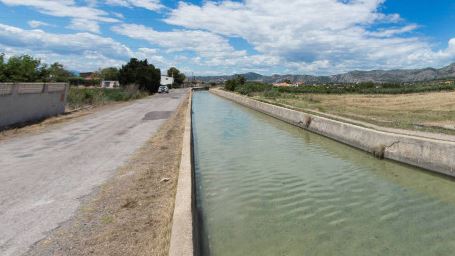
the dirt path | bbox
[25,94,189,256]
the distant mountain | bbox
[196,63,455,84]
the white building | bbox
[161,76,174,86]
[101,80,120,89]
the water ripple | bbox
[193,92,455,256]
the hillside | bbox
[197,63,455,84]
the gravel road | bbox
[0,89,188,256]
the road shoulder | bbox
[25,94,189,256]
[0,100,133,142]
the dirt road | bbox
[0,89,188,256]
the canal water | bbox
[192,91,455,256]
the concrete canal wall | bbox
[169,90,198,256]
[0,83,68,129]
[211,89,455,177]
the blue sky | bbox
[0,0,454,75]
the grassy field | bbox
[256,91,455,134]
[67,87,148,109]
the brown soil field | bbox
[25,95,189,256]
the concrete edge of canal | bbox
[210,89,455,177]
[169,89,199,256]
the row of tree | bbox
[0,54,72,82]
[0,53,186,93]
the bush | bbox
[263,89,281,98]
[67,87,147,109]
[225,79,238,91]
[234,82,273,95]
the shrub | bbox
[263,89,281,98]
[225,79,238,91]
[67,87,147,109]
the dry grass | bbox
[26,95,189,256]
[260,91,455,134]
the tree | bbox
[3,55,44,82]
[225,79,237,91]
[118,58,161,93]
[0,53,5,82]
[167,67,186,87]
[225,75,246,91]
[100,67,119,81]
[47,62,72,82]
[235,75,246,85]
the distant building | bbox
[161,76,174,86]
[101,80,120,89]
[273,82,300,87]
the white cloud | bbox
[106,0,163,11]
[367,24,419,38]
[2,0,454,75]
[67,19,101,33]
[0,23,176,72]
[164,0,455,74]
[0,23,130,59]
[112,23,246,59]
[27,20,50,28]
[0,23,130,70]
[0,0,118,33]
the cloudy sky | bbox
[0,0,454,75]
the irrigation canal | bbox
[192,91,455,256]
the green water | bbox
[192,91,455,256]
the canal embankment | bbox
[211,89,455,177]
[169,90,198,256]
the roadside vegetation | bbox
[67,87,149,110]
[1,53,186,92]
[224,76,455,134]
[1,53,187,110]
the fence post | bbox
[12,83,19,96]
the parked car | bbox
[158,85,169,93]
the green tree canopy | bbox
[100,67,119,81]
[119,58,161,93]
[224,75,246,91]
[234,75,246,85]
[167,67,186,87]
[0,53,5,81]
[0,54,74,82]
[2,54,44,82]
[47,62,72,82]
